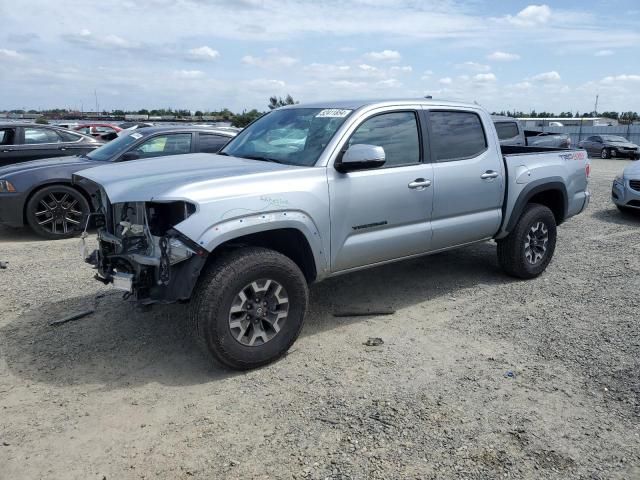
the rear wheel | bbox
[190,247,309,370]
[25,185,90,239]
[497,203,557,279]
[601,148,610,159]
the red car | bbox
[74,123,122,138]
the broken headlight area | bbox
[86,200,207,304]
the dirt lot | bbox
[0,159,638,480]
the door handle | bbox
[59,147,68,151]
[408,178,432,189]
[480,171,499,180]
[1,149,10,153]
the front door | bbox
[328,108,433,272]
[424,108,505,251]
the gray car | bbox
[612,161,640,212]
[0,126,236,239]
[578,135,640,159]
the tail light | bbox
[585,163,591,178]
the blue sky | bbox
[1,0,639,113]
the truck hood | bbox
[0,155,96,177]
[75,152,299,203]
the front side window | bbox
[135,134,192,157]
[348,111,420,167]
[494,121,520,140]
[86,132,140,161]
[429,111,487,162]
[24,127,61,144]
[222,108,352,166]
[58,131,82,142]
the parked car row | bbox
[0,125,237,238]
[578,135,640,159]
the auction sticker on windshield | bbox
[316,109,352,118]
[130,132,143,139]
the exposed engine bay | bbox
[85,195,208,304]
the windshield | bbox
[221,108,353,166]
[602,135,628,143]
[86,132,141,161]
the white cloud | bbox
[358,64,378,71]
[531,71,561,82]
[507,4,552,26]
[187,46,220,61]
[601,74,640,84]
[487,51,520,61]
[62,30,140,50]
[242,53,298,68]
[513,81,532,89]
[364,49,401,62]
[474,73,497,82]
[457,61,491,72]
[421,70,434,80]
[0,48,24,60]
[376,78,402,88]
[390,65,413,73]
[174,70,205,79]
[245,78,286,90]
[594,49,614,57]
[330,80,365,88]
[439,77,453,85]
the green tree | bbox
[35,116,49,124]
[232,109,264,128]
[268,94,298,110]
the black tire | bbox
[497,203,557,279]
[190,247,309,370]
[25,185,90,239]
[601,148,610,159]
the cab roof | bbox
[282,98,482,111]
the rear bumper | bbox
[0,193,25,227]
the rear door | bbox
[423,108,504,250]
[10,126,63,163]
[328,106,434,272]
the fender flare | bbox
[195,210,329,277]
[504,179,568,235]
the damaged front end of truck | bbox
[79,181,208,304]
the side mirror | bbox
[335,144,386,173]
[120,151,140,161]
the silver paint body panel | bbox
[77,99,590,283]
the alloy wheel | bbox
[34,192,85,235]
[524,221,549,265]
[228,279,289,346]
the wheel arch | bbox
[504,180,568,235]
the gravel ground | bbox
[0,159,638,480]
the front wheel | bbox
[601,148,610,159]
[25,185,90,239]
[497,203,557,279]
[190,247,309,370]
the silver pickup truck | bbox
[76,99,590,369]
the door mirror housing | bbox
[335,144,386,173]
[120,151,140,161]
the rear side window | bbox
[58,131,82,142]
[494,122,519,140]
[429,111,487,162]
[199,133,230,153]
[24,127,61,144]
[0,128,16,145]
[348,111,420,167]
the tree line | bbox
[491,110,640,124]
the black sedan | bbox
[0,123,102,167]
[578,135,640,159]
[0,126,237,239]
